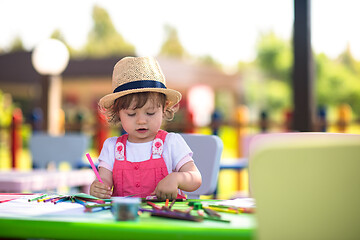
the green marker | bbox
[28,194,48,202]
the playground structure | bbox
[1,88,358,198]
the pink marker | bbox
[86,153,103,183]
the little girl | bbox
[90,56,202,200]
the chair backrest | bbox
[180,133,223,199]
[249,132,360,240]
[30,133,90,169]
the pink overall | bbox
[112,130,183,198]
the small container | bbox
[111,197,141,221]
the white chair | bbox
[249,132,360,240]
[180,133,223,199]
[30,133,90,169]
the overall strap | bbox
[115,134,128,161]
[151,130,168,158]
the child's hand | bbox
[90,180,112,199]
[152,173,179,200]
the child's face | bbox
[119,98,164,143]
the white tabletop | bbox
[0,169,95,192]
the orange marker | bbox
[147,201,162,210]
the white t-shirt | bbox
[98,132,193,174]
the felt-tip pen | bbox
[28,194,48,202]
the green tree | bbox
[9,36,25,52]
[50,29,77,56]
[197,55,222,69]
[244,32,292,117]
[316,53,360,117]
[159,25,187,58]
[337,43,359,74]
[242,31,360,120]
[82,5,135,57]
[255,31,293,82]
[50,29,67,44]
[241,65,291,120]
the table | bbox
[0,196,255,240]
[0,169,95,192]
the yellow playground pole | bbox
[235,105,249,194]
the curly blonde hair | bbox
[100,92,178,125]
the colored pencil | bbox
[86,153,103,183]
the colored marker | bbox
[28,194,48,202]
[205,206,239,214]
[86,153,103,183]
[197,209,205,216]
[239,207,255,213]
[203,216,231,223]
[124,193,142,198]
[54,196,70,204]
[173,206,193,214]
[146,201,162,210]
[84,203,112,209]
[50,196,65,203]
[140,208,202,222]
[203,207,221,218]
[169,199,176,210]
[37,197,50,202]
[73,197,87,206]
[43,196,62,203]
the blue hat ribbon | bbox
[113,80,166,93]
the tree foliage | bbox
[247,31,360,118]
[50,29,78,56]
[337,44,359,74]
[255,31,292,83]
[82,5,135,57]
[197,55,222,69]
[243,32,292,117]
[159,25,187,58]
[9,36,25,52]
[316,53,360,116]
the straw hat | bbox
[99,56,182,109]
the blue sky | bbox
[1,0,359,67]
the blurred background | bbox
[1,0,360,199]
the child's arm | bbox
[89,167,113,199]
[153,161,202,200]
